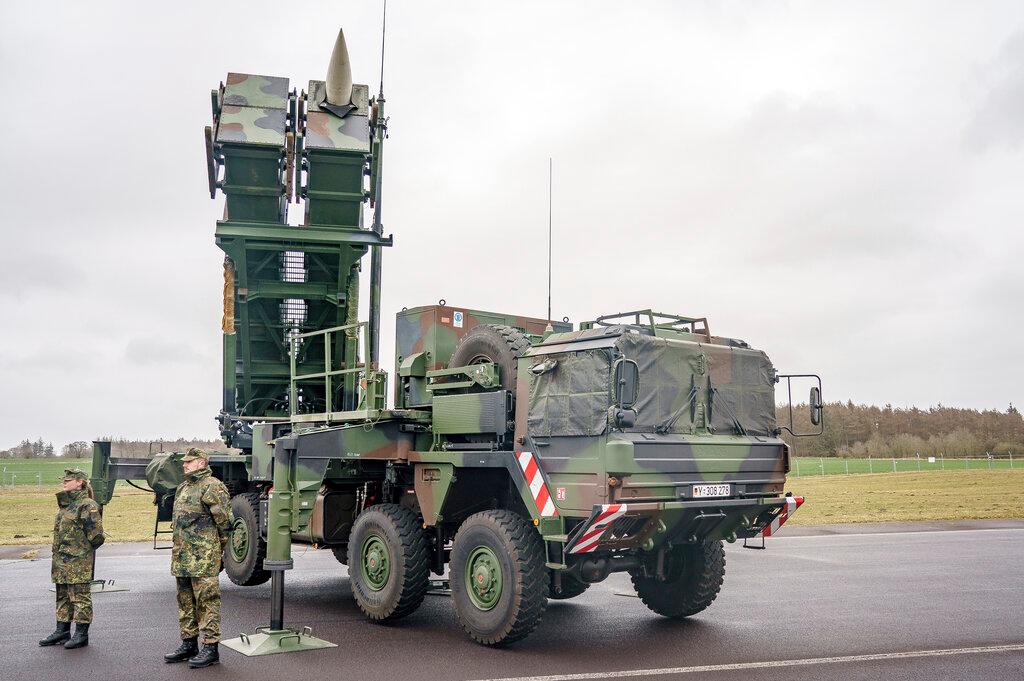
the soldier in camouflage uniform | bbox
[39,468,104,649]
[163,448,233,669]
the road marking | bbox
[773,527,1024,540]
[467,644,1024,681]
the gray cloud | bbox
[124,337,205,366]
[0,1,1022,447]
[965,30,1024,151]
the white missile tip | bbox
[326,28,353,106]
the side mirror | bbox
[776,374,823,437]
[613,359,640,409]
[809,386,822,426]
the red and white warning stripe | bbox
[568,504,629,554]
[761,496,804,537]
[516,451,557,518]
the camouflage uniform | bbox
[51,471,104,624]
[171,450,232,644]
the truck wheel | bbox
[331,546,348,565]
[548,571,590,600]
[448,324,532,391]
[630,540,725,618]
[347,504,429,622]
[224,493,271,586]
[450,510,547,646]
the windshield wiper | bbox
[655,383,699,434]
[709,385,747,436]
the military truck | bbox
[90,28,821,648]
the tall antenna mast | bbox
[379,0,387,96]
[547,157,552,322]
[367,0,388,368]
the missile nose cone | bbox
[326,28,353,106]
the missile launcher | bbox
[91,25,822,653]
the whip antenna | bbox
[547,157,553,322]
[379,0,387,96]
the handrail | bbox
[288,321,371,417]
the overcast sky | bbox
[1,1,1022,448]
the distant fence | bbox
[791,453,1016,477]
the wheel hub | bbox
[229,517,249,562]
[361,535,390,591]
[465,547,502,611]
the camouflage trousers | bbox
[175,576,222,643]
[55,583,92,624]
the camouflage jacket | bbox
[171,467,233,577]
[51,489,104,584]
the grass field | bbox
[2,468,1021,545]
[3,455,1018,487]
[0,487,156,546]
[0,458,92,486]
[786,469,1024,524]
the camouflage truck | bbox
[89,28,822,649]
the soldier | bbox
[39,468,105,649]
[163,448,233,669]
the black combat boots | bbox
[38,622,71,646]
[188,642,220,669]
[164,636,199,663]
[64,623,89,649]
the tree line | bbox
[0,437,230,459]
[781,402,1024,458]
[3,403,1023,459]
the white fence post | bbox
[940,453,944,470]
[893,458,897,473]
[845,459,850,475]
[820,457,825,476]
[1011,451,1014,469]
[869,456,873,473]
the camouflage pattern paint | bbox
[222,73,289,108]
[51,489,104,584]
[55,583,93,624]
[176,576,223,643]
[394,305,570,407]
[216,105,287,145]
[171,467,233,578]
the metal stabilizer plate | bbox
[48,579,129,594]
[221,626,336,657]
[426,578,451,597]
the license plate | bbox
[692,484,731,498]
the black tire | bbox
[448,324,532,392]
[224,493,271,586]
[548,571,590,600]
[450,510,548,646]
[347,504,430,622]
[630,540,725,618]
[331,546,348,565]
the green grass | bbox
[0,458,91,486]
[0,487,156,545]
[787,469,1024,525]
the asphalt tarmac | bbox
[2,520,1022,681]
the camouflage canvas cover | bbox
[618,333,777,436]
[146,451,186,496]
[526,331,777,437]
[527,351,611,437]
